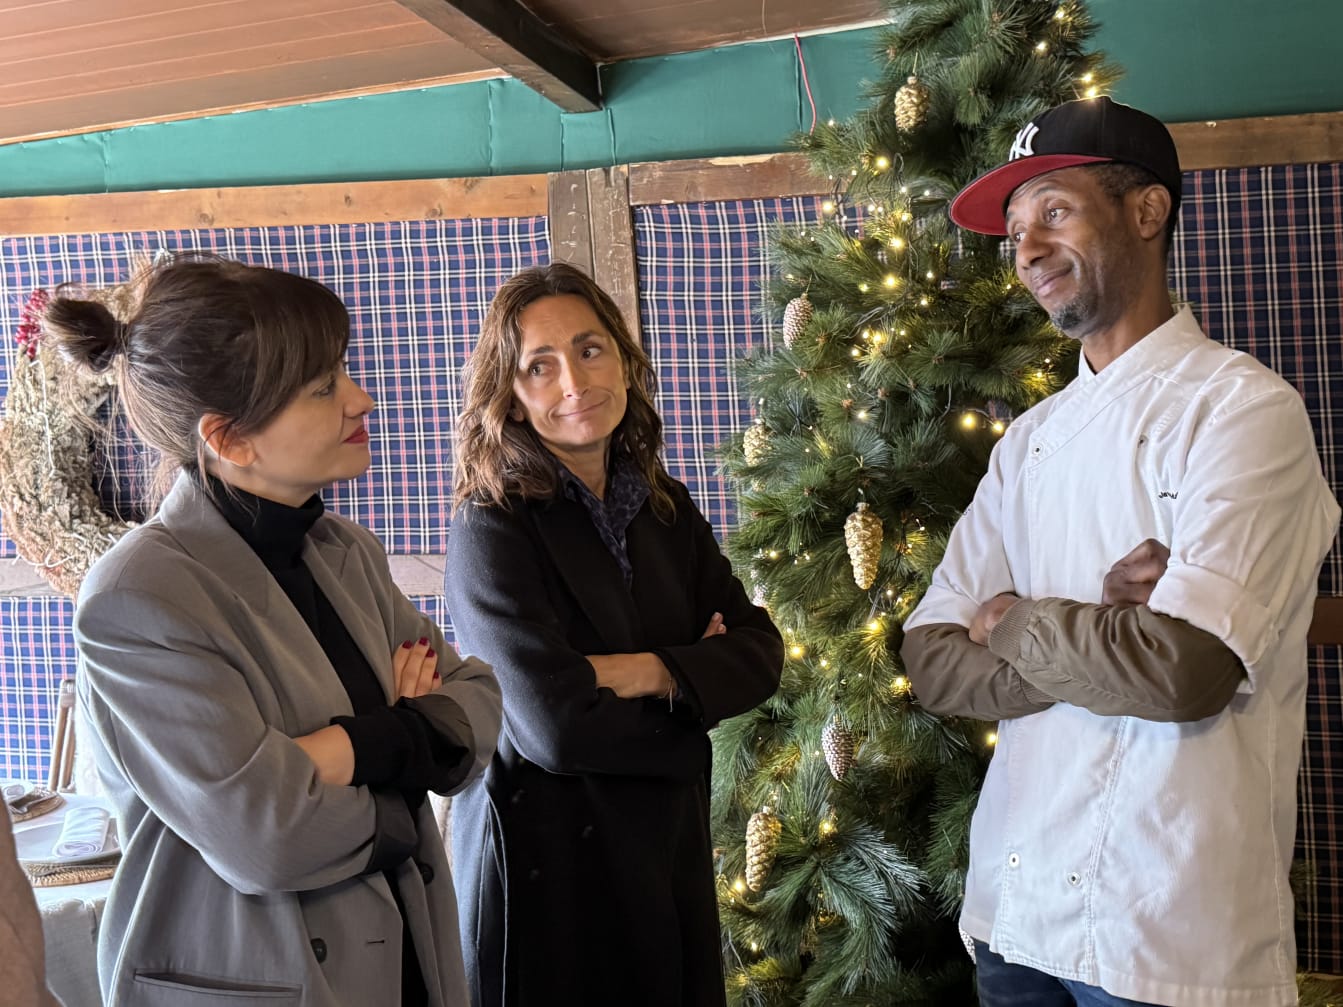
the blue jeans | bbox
[975,942,1160,1007]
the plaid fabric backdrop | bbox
[2,170,1343,968]
[1172,164,1343,973]
[0,220,551,557]
[635,196,837,527]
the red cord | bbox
[794,34,817,134]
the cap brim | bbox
[949,154,1111,235]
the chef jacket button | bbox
[1008,852,1020,868]
[1067,872,1082,887]
[311,938,328,963]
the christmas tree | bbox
[711,1,1118,1002]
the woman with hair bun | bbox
[49,257,501,1007]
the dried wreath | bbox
[0,275,150,597]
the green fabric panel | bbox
[0,133,110,197]
[1093,0,1343,120]
[605,42,803,162]
[482,79,566,174]
[99,88,493,191]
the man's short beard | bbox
[1050,293,1096,336]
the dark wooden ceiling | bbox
[524,0,882,62]
[0,0,881,145]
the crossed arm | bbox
[901,539,1246,723]
[901,386,1339,726]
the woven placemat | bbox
[9,790,65,823]
[24,856,118,887]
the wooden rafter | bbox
[393,0,601,113]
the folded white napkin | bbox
[3,779,33,805]
[52,806,110,859]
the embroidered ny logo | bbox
[1009,123,1039,161]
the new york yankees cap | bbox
[948,96,1182,236]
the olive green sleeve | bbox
[900,623,1056,720]
[988,599,1246,723]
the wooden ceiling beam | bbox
[393,0,601,113]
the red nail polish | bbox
[402,641,413,649]
[427,649,436,659]
[432,671,441,680]
[418,637,429,646]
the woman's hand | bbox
[701,612,727,638]
[587,616,723,699]
[394,637,440,699]
[588,652,674,699]
[293,725,355,786]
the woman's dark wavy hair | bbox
[452,262,675,521]
[44,255,349,504]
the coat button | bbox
[310,938,327,963]
[418,861,435,885]
[1067,872,1082,887]
[1008,852,1020,868]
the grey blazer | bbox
[74,474,501,1007]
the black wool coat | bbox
[445,478,783,1007]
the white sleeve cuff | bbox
[904,583,981,631]
[1146,561,1278,692]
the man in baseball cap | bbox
[950,95,1182,236]
[901,95,1340,1007]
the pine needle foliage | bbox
[711,1,1120,1001]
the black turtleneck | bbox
[208,477,457,1007]
[207,477,467,794]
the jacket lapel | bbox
[156,473,283,616]
[531,498,641,653]
[305,532,397,703]
[154,473,352,726]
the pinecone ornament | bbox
[843,502,883,589]
[745,806,782,891]
[743,421,770,465]
[821,718,855,781]
[782,293,813,348]
[894,75,932,132]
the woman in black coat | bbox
[446,263,783,1007]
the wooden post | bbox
[545,165,642,339]
[547,170,593,271]
[585,165,640,337]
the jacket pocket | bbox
[131,972,302,1003]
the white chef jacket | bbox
[905,307,1340,1006]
